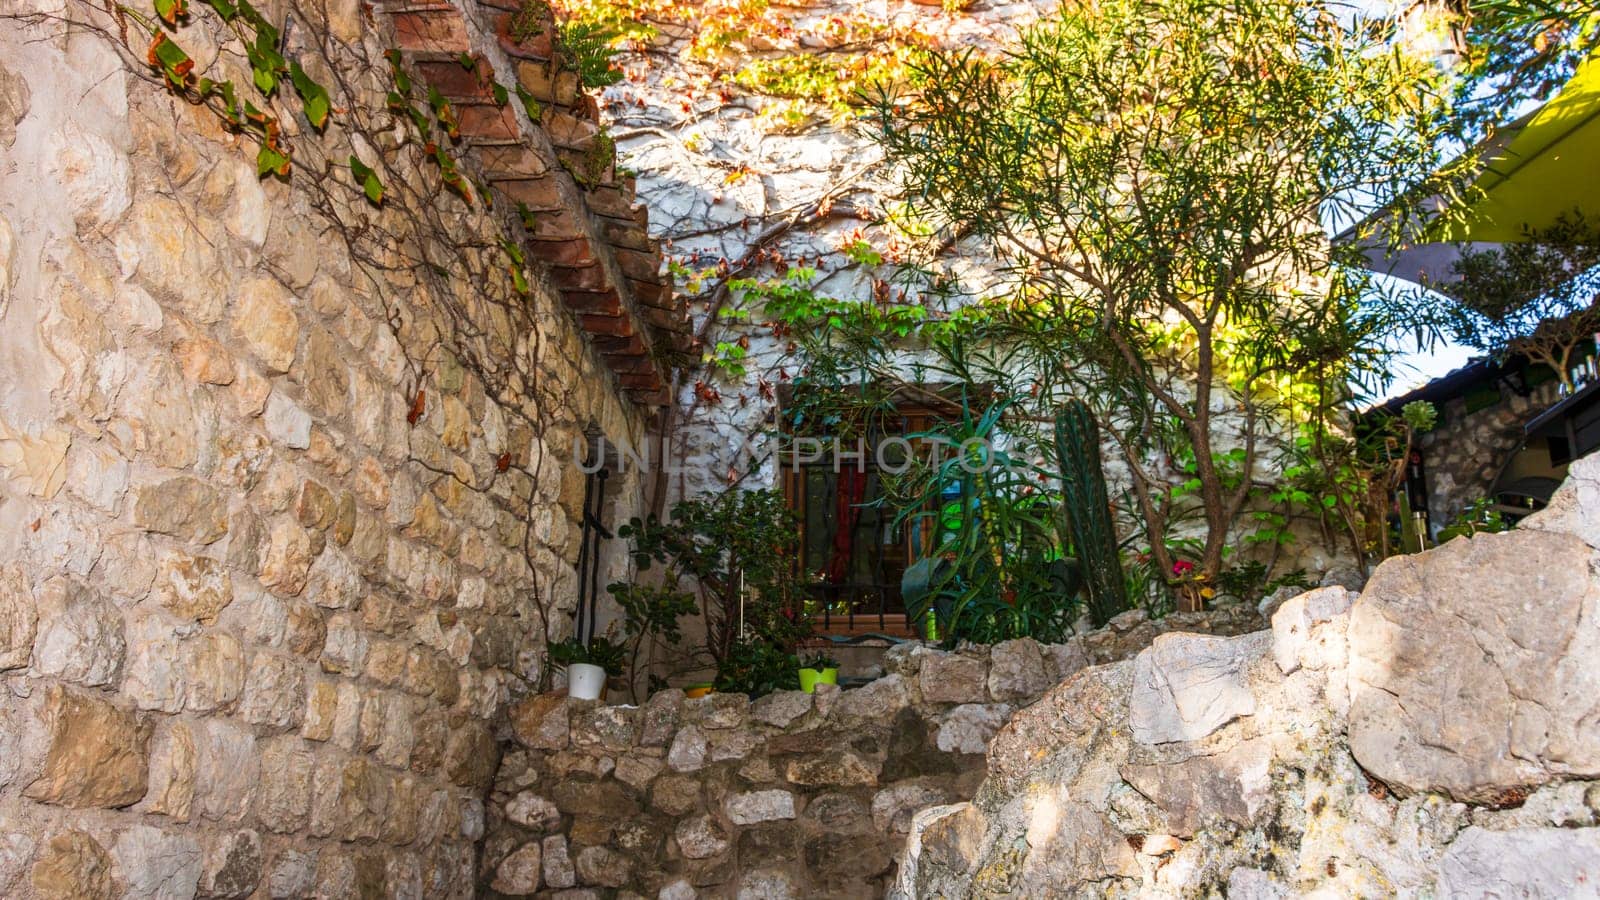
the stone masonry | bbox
[0,0,685,894]
[480,603,1264,898]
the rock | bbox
[686,692,749,729]
[751,689,812,727]
[231,277,299,374]
[264,849,317,899]
[572,705,641,751]
[650,775,702,816]
[238,653,306,728]
[110,825,201,900]
[725,790,796,824]
[736,868,796,899]
[132,477,228,544]
[0,564,36,670]
[260,519,314,596]
[200,830,262,899]
[31,830,117,900]
[542,836,576,889]
[30,576,123,687]
[785,751,878,787]
[615,755,664,790]
[1129,632,1261,744]
[1226,867,1289,899]
[835,673,908,720]
[0,831,34,894]
[1120,737,1272,836]
[803,792,871,833]
[196,721,257,824]
[256,738,313,833]
[1042,639,1090,684]
[987,639,1053,701]
[658,879,696,900]
[1348,530,1600,802]
[872,781,951,833]
[574,846,630,888]
[504,793,561,830]
[935,704,1012,754]
[1270,586,1353,674]
[491,842,541,895]
[675,815,729,859]
[803,832,893,893]
[264,392,312,449]
[25,685,151,808]
[144,720,198,821]
[155,552,233,624]
[917,652,988,705]
[1437,826,1600,897]
[668,725,708,772]
[510,693,570,750]
[640,688,683,745]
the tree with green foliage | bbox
[871,0,1459,594]
[1431,213,1600,389]
[1439,0,1599,138]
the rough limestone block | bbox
[725,789,796,825]
[1270,586,1353,674]
[1437,826,1600,897]
[1130,632,1260,745]
[1349,529,1600,802]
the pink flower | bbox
[1172,560,1195,577]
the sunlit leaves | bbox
[146,33,194,89]
[153,0,187,26]
[256,141,290,177]
[349,155,384,205]
[514,84,543,121]
[289,60,331,130]
[427,85,460,140]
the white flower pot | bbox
[568,663,607,701]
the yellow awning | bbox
[1439,50,1600,242]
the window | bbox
[780,400,952,636]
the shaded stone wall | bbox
[480,605,1264,898]
[1417,379,1561,526]
[0,0,667,895]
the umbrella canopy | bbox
[1343,51,1600,289]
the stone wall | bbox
[0,0,677,894]
[479,604,1264,898]
[894,451,1600,897]
[1416,377,1561,526]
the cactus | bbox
[1054,399,1131,626]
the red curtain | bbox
[827,469,868,584]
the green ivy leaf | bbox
[289,60,331,130]
[457,52,475,70]
[491,82,508,107]
[147,33,194,90]
[514,84,542,121]
[153,0,188,27]
[349,155,384,205]
[203,0,236,20]
[256,142,290,177]
[427,85,459,139]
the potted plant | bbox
[619,489,813,697]
[797,651,838,693]
[548,636,625,701]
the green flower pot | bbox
[798,667,838,693]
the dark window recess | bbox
[781,408,947,636]
[572,463,613,646]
